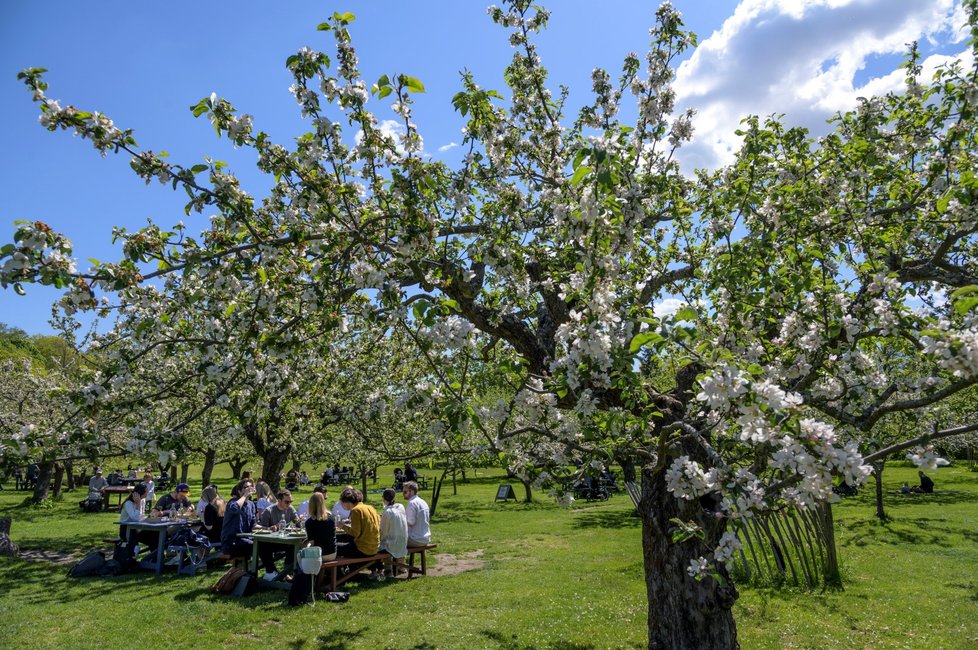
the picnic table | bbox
[238,530,308,590]
[125,519,191,575]
[102,485,134,511]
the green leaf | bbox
[190,164,208,174]
[13,283,26,296]
[403,75,426,93]
[629,331,664,353]
[316,22,332,31]
[333,11,355,23]
[377,86,392,99]
[570,165,592,185]
[673,306,698,322]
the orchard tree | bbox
[5,3,978,649]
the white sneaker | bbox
[262,570,279,581]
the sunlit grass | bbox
[1,462,975,648]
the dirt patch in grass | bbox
[427,548,485,576]
[17,548,77,564]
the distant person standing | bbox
[401,481,431,547]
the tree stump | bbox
[0,517,19,557]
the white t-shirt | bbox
[405,495,431,545]
[331,500,350,521]
[196,497,208,515]
[380,502,408,559]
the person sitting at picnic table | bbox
[331,486,353,522]
[912,471,935,493]
[298,484,326,518]
[200,485,225,544]
[88,468,109,495]
[402,480,431,547]
[257,489,299,581]
[404,463,417,483]
[304,492,337,561]
[196,483,218,515]
[221,478,258,561]
[299,470,310,486]
[152,483,193,516]
[335,486,380,560]
[393,468,404,489]
[379,488,408,578]
[119,483,158,559]
[255,480,274,511]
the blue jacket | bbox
[221,498,256,553]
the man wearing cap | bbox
[152,483,193,516]
[88,468,108,494]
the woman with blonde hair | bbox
[200,485,226,543]
[304,492,337,560]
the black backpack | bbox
[68,550,106,578]
[288,566,315,606]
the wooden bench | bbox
[317,544,437,592]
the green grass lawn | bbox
[0,463,975,649]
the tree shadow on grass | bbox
[571,507,640,531]
[313,627,367,650]
[840,516,969,548]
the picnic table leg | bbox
[154,529,166,575]
[420,549,427,576]
[250,539,260,576]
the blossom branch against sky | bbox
[0,0,967,333]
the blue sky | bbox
[0,0,969,334]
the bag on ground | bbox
[68,550,106,577]
[211,566,248,594]
[288,566,315,606]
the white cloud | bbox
[673,0,968,171]
[355,119,422,156]
[438,142,459,153]
[654,297,685,318]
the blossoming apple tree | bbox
[4,2,978,648]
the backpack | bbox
[169,527,210,549]
[288,566,315,606]
[68,550,106,578]
[211,567,249,594]
[110,539,136,573]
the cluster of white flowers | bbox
[696,364,749,409]
[921,319,978,379]
[665,456,719,499]
[906,444,950,470]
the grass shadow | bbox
[314,626,368,649]
[481,629,605,650]
[571,507,641,530]
[839,516,970,548]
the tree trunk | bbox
[521,479,533,503]
[180,463,190,484]
[641,463,739,650]
[52,462,65,499]
[360,465,369,503]
[261,448,290,493]
[201,449,216,488]
[819,502,841,588]
[31,461,54,504]
[66,461,75,490]
[228,458,247,480]
[873,461,886,520]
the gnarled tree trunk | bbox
[201,448,216,487]
[261,447,291,493]
[52,462,65,499]
[31,461,54,504]
[227,457,247,480]
[179,463,190,484]
[642,462,739,650]
[65,461,75,490]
